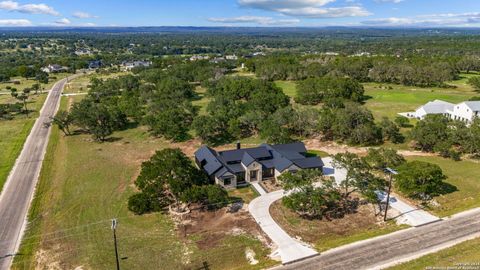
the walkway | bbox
[248,190,318,264]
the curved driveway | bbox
[0,76,75,270]
[248,190,318,264]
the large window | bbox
[262,168,274,178]
[250,170,258,181]
[223,177,232,186]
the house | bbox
[447,101,480,124]
[225,54,238,60]
[41,64,69,73]
[88,60,102,69]
[400,100,480,124]
[189,55,210,61]
[121,60,152,71]
[400,100,454,119]
[194,142,324,189]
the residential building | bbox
[225,54,238,60]
[194,142,324,189]
[88,60,102,69]
[400,100,480,124]
[121,60,152,71]
[189,55,210,61]
[41,64,69,73]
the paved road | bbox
[249,190,318,264]
[275,208,480,270]
[0,77,73,270]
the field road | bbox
[0,75,77,270]
[274,208,480,270]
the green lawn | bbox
[14,97,275,270]
[275,81,297,98]
[405,156,480,217]
[63,71,131,94]
[388,237,480,270]
[0,74,69,94]
[363,78,478,119]
[0,93,48,192]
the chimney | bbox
[236,141,241,150]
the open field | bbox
[405,156,480,217]
[0,93,48,192]
[275,81,297,99]
[14,97,276,270]
[0,74,69,94]
[388,237,480,270]
[363,77,478,120]
[270,200,407,252]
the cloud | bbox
[375,0,404,3]
[238,0,370,18]
[54,18,71,25]
[0,1,59,16]
[73,11,98,19]
[208,16,300,25]
[0,18,32,26]
[361,12,480,26]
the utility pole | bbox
[111,219,120,270]
[384,168,398,222]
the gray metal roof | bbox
[464,101,480,111]
[194,146,223,176]
[293,157,324,169]
[241,152,256,167]
[419,100,454,114]
[270,142,307,154]
[219,147,271,163]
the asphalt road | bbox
[276,209,480,270]
[0,77,71,270]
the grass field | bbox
[388,237,480,270]
[0,74,69,93]
[275,81,298,98]
[63,71,131,94]
[14,97,276,270]
[0,93,48,192]
[405,156,480,217]
[270,201,407,253]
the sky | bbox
[0,0,480,28]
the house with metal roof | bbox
[399,100,480,125]
[194,142,324,189]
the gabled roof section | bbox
[194,146,223,176]
[241,152,256,167]
[463,101,480,111]
[418,100,454,114]
[293,157,324,169]
[270,142,307,154]
[219,147,271,163]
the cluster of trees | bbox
[128,148,229,215]
[280,148,450,220]
[410,115,480,159]
[295,76,364,105]
[248,55,465,87]
[193,77,290,144]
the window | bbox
[250,170,258,181]
[223,177,232,186]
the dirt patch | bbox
[174,207,270,250]
[304,138,436,157]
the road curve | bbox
[0,76,74,270]
[275,208,480,270]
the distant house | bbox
[75,49,92,56]
[225,54,238,60]
[88,60,102,69]
[121,60,152,71]
[41,64,69,73]
[400,100,480,124]
[194,142,324,189]
[189,55,210,61]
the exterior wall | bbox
[450,103,475,123]
[242,161,262,183]
[274,164,301,182]
[215,172,237,190]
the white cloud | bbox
[238,0,370,18]
[375,0,404,3]
[208,16,300,25]
[362,12,480,26]
[54,18,71,25]
[0,18,32,26]
[73,11,98,19]
[0,1,59,16]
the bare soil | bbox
[175,207,271,250]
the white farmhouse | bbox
[447,101,480,123]
[400,100,454,119]
[400,100,480,124]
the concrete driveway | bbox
[248,190,318,264]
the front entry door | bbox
[250,170,258,182]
